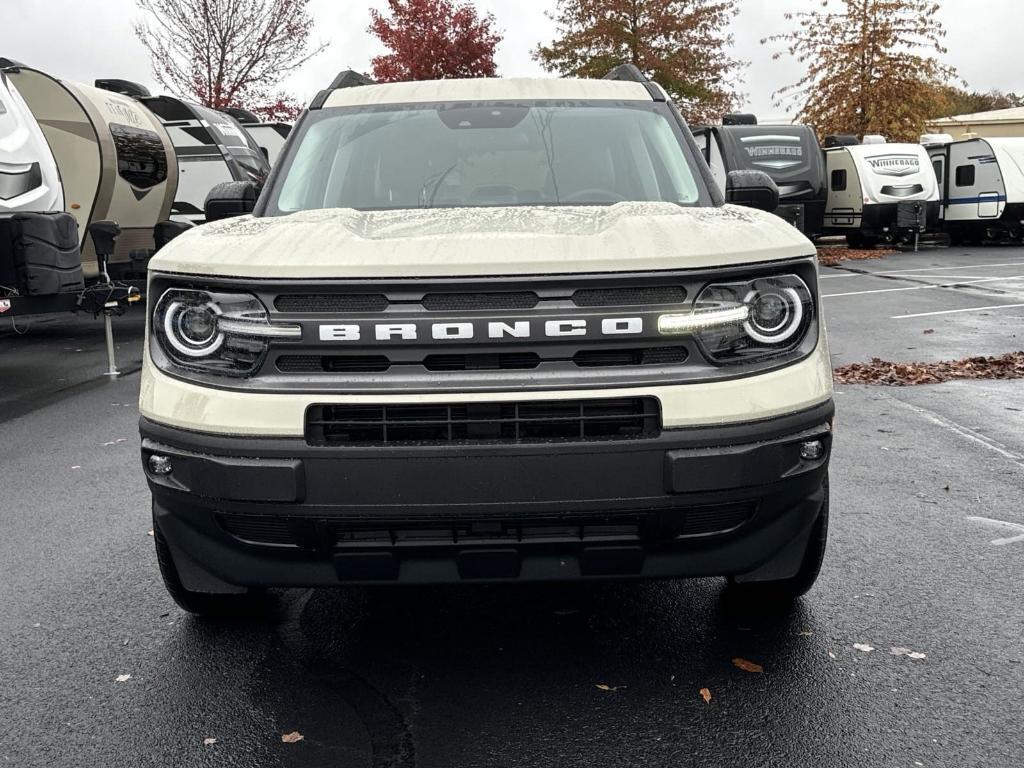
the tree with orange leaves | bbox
[764,0,958,142]
[534,0,744,124]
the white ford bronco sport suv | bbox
[140,67,833,615]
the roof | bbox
[928,106,1024,126]
[321,77,655,109]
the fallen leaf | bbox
[828,651,837,659]
[891,647,927,659]
[853,643,875,653]
[115,674,131,682]
[797,630,814,636]
[281,731,304,744]
[147,530,154,537]
[71,465,81,470]
[923,329,935,335]
[595,684,625,692]
[732,658,763,673]
[833,352,1024,386]
[817,246,897,267]
[203,738,217,746]
[700,687,712,704]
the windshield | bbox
[266,101,708,214]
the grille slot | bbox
[306,397,660,446]
[277,355,392,373]
[219,514,295,546]
[423,352,541,371]
[421,292,539,311]
[573,346,689,368]
[275,294,388,313]
[572,286,687,307]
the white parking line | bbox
[966,517,1024,546]
[820,261,1024,278]
[823,275,1024,298]
[891,303,1024,319]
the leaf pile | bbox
[817,247,897,267]
[833,352,1024,386]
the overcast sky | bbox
[2,0,1021,120]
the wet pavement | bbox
[1,246,1023,767]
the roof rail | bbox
[602,63,665,102]
[328,70,375,90]
[95,79,152,99]
[310,70,377,110]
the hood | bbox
[151,202,815,279]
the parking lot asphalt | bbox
[1,245,1023,767]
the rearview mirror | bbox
[204,181,257,222]
[725,170,779,212]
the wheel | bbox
[726,479,829,603]
[153,515,257,616]
[845,233,878,249]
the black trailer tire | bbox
[726,478,829,604]
[846,233,877,249]
[153,516,258,617]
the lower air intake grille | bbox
[306,397,660,446]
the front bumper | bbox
[142,399,833,589]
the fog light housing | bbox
[148,455,173,476]
[799,440,824,461]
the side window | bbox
[109,123,169,189]
[830,168,847,191]
[955,164,975,187]
[932,159,943,184]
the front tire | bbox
[726,479,829,603]
[153,515,257,616]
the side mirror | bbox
[204,181,257,222]
[725,170,779,212]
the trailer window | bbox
[932,159,944,184]
[830,169,847,191]
[110,124,169,189]
[955,165,975,187]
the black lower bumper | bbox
[141,400,833,589]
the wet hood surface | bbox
[151,202,815,279]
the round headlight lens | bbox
[162,299,225,357]
[742,286,804,344]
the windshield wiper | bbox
[418,162,459,208]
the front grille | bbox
[277,354,392,373]
[216,502,754,550]
[573,346,688,368]
[275,293,388,312]
[572,286,686,307]
[422,292,538,311]
[306,397,660,446]
[423,352,541,371]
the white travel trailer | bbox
[823,141,940,247]
[0,69,62,214]
[926,136,1024,243]
[222,108,292,166]
[135,96,272,224]
[5,66,178,278]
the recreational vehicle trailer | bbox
[0,70,62,215]
[135,96,272,224]
[926,136,1024,243]
[823,142,939,247]
[222,107,292,166]
[4,66,178,277]
[693,122,826,237]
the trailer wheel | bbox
[725,477,829,605]
[153,515,259,617]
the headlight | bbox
[152,289,300,377]
[658,273,813,363]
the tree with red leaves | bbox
[134,0,327,118]
[368,0,503,82]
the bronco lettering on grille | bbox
[318,317,646,342]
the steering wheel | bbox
[563,189,627,204]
